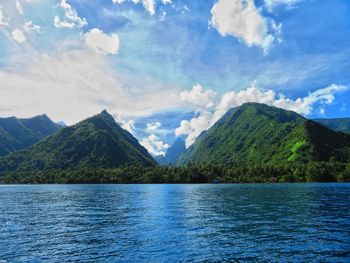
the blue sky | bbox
[0,0,350,155]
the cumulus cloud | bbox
[115,115,136,134]
[176,83,348,147]
[54,0,87,29]
[264,0,303,11]
[175,112,212,147]
[140,134,169,156]
[180,84,216,112]
[84,28,120,55]
[112,0,156,16]
[11,29,26,44]
[210,0,281,53]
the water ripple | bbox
[0,183,349,262]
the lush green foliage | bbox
[0,115,61,157]
[1,162,349,184]
[178,103,350,165]
[315,118,350,133]
[1,104,350,185]
[0,110,157,172]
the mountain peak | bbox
[178,103,350,165]
[100,109,110,115]
[0,111,157,172]
[34,114,50,121]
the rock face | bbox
[177,103,350,166]
[0,110,157,173]
[0,114,62,157]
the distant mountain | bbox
[0,110,157,173]
[314,118,350,133]
[165,138,186,163]
[155,138,186,165]
[177,103,350,166]
[0,114,61,157]
[56,121,67,127]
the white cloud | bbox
[212,83,275,123]
[11,29,26,44]
[112,0,156,16]
[84,28,120,55]
[141,134,169,156]
[180,84,216,112]
[115,115,136,134]
[146,121,162,132]
[54,0,87,28]
[16,1,24,15]
[0,49,183,124]
[24,21,41,33]
[176,83,348,147]
[0,5,9,26]
[145,121,173,136]
[175,112,212,147]
[210,0,281,53]
[264,0,303,11]
[142,0,156,15]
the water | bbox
[0,184,349,262]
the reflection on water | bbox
[0,183,349,262]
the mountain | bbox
[56,121,67,127]
[155,138,186,165]
[0,114,62,157]
[177,103,350,166]
[0,110,156,173]
[315,118,350,133]
[165,137,186,164]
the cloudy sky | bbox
[0,0,350,155]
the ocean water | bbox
[0,183,349,262]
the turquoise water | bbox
[0,184,349,262]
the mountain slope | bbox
[165,138,186,163]
[177,103,350,165]
[0,110,156,173]
[0,115,61,157]
[315,118,350,133]
[155,138,186,165]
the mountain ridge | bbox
[0,110,156,173]
[0,114,62,157]
[177,103,350,165]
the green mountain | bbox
[0,110,156,173]
[155,138,186,165]
[315,118,350,133]
[0,114,61,157]
[177,103,350,166]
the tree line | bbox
[1,161,350,184]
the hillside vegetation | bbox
[177,103,350,165]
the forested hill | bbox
[177,103,350,166]
[0,114,61,157]
[0,110,157,173]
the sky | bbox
[0,0,350,155]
